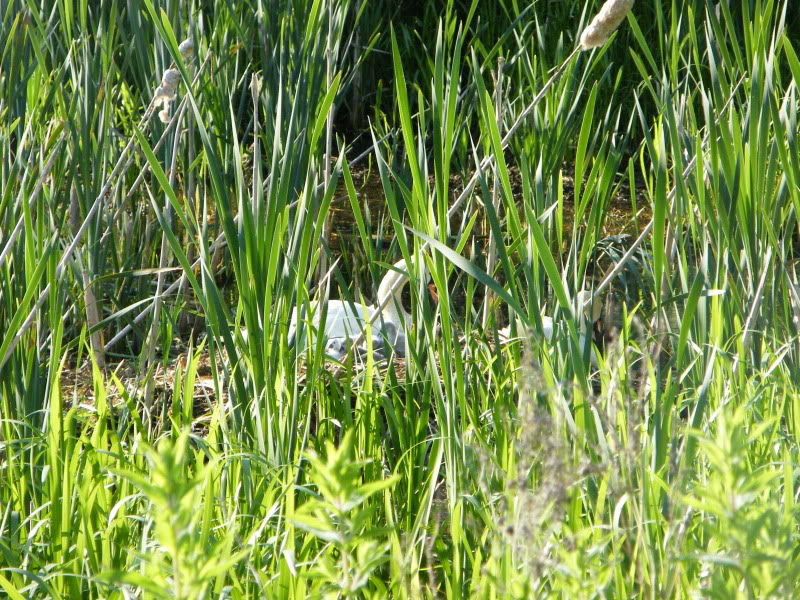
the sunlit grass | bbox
[1,0,799,598]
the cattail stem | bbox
[317,0,336,289]
[482,56,506,328]
[180,52,198,334]
[69,184,106,370]
[143,102,186,408]
[0,44,203,370]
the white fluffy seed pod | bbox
[178,37,194,61]
[579,0,634,50]
[160,68,181,93]
[153,69,181,119]
[153,86,171,104]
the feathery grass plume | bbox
[579,0,634,50]
[154,68,181,123]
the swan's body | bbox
[289,300,379,343]
[288,260,414,360]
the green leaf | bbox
[0,575,25,600]
[408,227,525,321]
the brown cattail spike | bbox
[579,0,634,50]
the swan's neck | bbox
[377,263,411,329]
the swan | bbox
[288,259,416,361]
[498,290,603,362]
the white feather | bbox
[288,260,414,359]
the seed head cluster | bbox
[152,37,193,123]
[579,0,634,50]
[154,68,181,123]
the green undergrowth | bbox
[2,0,800,597]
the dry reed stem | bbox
[0,131,66,270]
[71,184,106,369]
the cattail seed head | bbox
[153,70,180,103]
[160,68,181,93]
[579,0,634,50]
[153,69,181,121]
[178,37,194,61]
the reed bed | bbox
[1,0,800,597]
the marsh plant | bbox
[1,0,800,598]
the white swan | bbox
[499,290,603,362]
[288,259,415,361]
